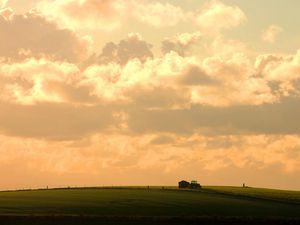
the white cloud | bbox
[0,0,7,8]
[81,51,196,106]
[256,51,300,82]
[194,0,246,34]
[0,47,278,108]
[262,25,283,43]
[36,0,248,33]
[37,0,187,31]
[192,53,276,106]
[37,0,127,31]
[83,49,278,107]
[132,1,186,27]
[0,58,81,105]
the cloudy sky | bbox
[1,0,300,190]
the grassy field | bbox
[205,186,300,204]
[0,186,299,224]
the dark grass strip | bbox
[202,188,300,206]
[0,216,300,225]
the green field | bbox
[0,186,299,224]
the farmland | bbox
[0,186,299,224]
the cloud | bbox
[265,52,300,82]
[124,86,190,110]
[162,32,202,56]
[2,0,300,192]
[36,0,249,33]
[81,51,196,105]
[0,0,7,8]
[37,0,187,31]
[194,0,246,34]
[88,48,278,109]
[255,50,300,97]
[194,53,276,106]
[149,134,175,145]
[126,97,300,136]
[0,9,89,63]
[0,58,85,105]
[1,133,300,190]
[132,1,186,27]
[178,65,219,86]
[0,50,189,109]
[210,36,247,59]
[0,102,119,140]
[0,51,282,140]
[84,48,276,107]
[0,51,297,143]
[0,39,278,110]
[262,25,283,43]
[37,0,127,31]
[98,33,153,65]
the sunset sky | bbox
[1,0,300,190]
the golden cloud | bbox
[262,25,283,43]
[194,0,246,34]
[37,0,188,31]
[0,0,7,8]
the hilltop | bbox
[0,186,299,224]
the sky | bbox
[0,0,300,190]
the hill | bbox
[0,186,299,224]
